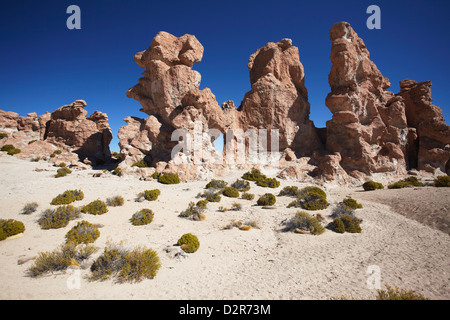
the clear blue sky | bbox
[1,0,449,152]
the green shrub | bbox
[363,180,384,191]
[297,186,327,200]
[1,144,15,152]
[54,149,62,155]
[199,189,222,202]
[31,156,41,162]
[296,191,328,211]
[90,243,161,282]
[434,175,450,187]
[179,201,206,219]
[65,220,100,244]
[241,192,255,200]
[285,211,325,235]
[257,193,276,206]
[177,233,200,253]
[279,186,300,197]
[231,179,250,191]
[81,200,108,215]
[112,167,121,175]
[256,177,280,188]
[28,242,97,277]
[7,148,21,155]
[55,167,72,178]
[151,171,160,179]
[332,217,346,233]
[242,168,266,181]
[0,133,7,139]
[158,172,180,184]
[28,140,37,144]
[51,189,84,205]
[106,195,125,207]
[388,176,423,189]
[131,159,149,168]
[332,214,362,233]
[375,285,429,300]
[139,189,161,201]
[111,151,122,160]
[222,186,240,198]
[21,202,39,215]
[196,199,208,208]
[131,209,154,226]
[0,219,25,239]
[332,202,357,219]
[205,179,227,189]
[38,205,81,229]
[343,198,363,209]
[231,202,242,211]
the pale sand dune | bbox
[0,155,449,300]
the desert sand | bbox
[0,155,449,300]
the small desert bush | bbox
[7,148,21,155]
[151,171,160,179]
[332,202,357,219]
[131,158,149,168]
[375,285,429,300]
[231,202,242,211]
[65,220,100,244]
[1,144,15,152]
[137,189,161,201]
[55,166,72,178]
[131,209,154,226]
[434,175,450,187]
[222,186,240,198]
[242,168,266,181]
[90,243,161,283]
[58,162,67,168]
[218,206,228,212]
[179,202,206,220]
[112,167,121,175]
[27,242,97,277]
[106,195,125,207]
[0,133,7,139]
[257,193,276,206]
[177,233,200,253]
[196,199,208,208]
[31,156,41,162]
[21,202,39,215]
[362,180,384,191]
[332,214,362,233]
[205,179,227,189]
[81,200,108,215]
[158,172,180,184]
[38,205,81,230]
[285,211,325,235]
[0,219,25,240]
[231,179,250,191]
[222,220,258,231]
[301,192,328,211]
[198,189,222,202]
[297,186,327,200]
[51,189,84,205]
[342,198,363,209]
[388,176,423,189]
[241,192,255,200]
[256,177,280,188]
[279,186,300,197]
[50,149,62,158]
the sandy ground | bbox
[0,155,449,300]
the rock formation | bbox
[236,38,322,155]
[124,31,228,169]
[398,80,450,174]
[325,22,411,178]
[0,100,112,165]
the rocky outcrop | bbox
[44,100,112,163]
[398,80,450,174]
[233,38,322,155]
[0,100,112,164]
[325,22,411,178]
[124,31,229,169]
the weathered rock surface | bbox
[398,80,450,174]
[235,38,322,155]
[1,100,112,164]
[325,22,411,177]
[44,100,112,163]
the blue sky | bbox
[1,0,449,152]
